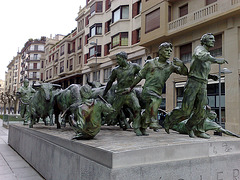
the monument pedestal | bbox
[8,124,240,180]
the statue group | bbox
[17,33,239,139]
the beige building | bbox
[4,53,22,113]
[44,0,146,88]
[20,37,46,86]
[140,0,240,134]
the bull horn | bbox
[52,84,61,88]
[32,84,41,88]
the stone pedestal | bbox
[8,124,240,180]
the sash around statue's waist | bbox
[188,75,208,84]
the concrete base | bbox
[8,124,240,180]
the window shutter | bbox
[132,2,138,18]
[179,4,188,17]
[145,8,160,33]
[132,30,137,45]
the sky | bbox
[0,0,86,81]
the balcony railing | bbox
[168,1,239,33]
[169,15,187,30]
[194,3,218,20]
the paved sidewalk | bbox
[0,119,44,180]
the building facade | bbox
[140,0,240,134]
[20,37,46,86]
[44,0,146,88]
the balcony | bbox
[168,1,240,34]
[86,57,103,68]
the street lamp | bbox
[218,65,232,135]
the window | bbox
[33,63,37,69]
[132,58,142,66]
[84,53,89,64]
[34,45,38,51]
[180,43,192,63]
[93,71,100,82]
[89,45,102,57]
[78,38,82,50]
[49,69,52,78]
[60,61,64,73]
[60,45,65,56]
[41,73,43,81]
[68,43,71,54]
[105,0,111,11]
[104,43,111,56]
[56,52,59,62]
[89,47,95,57]
[90,1,103,16]
[105,20,111,33]
[104,67,111,82]
[72,41,75,53]
[69,59,73,71]
[112,32,128,48]
[206,0,217,5]
[132,1,142,18]
[179,4,188,17]
[33,72,37,78]
[145,8,160,33]
[33,54,38,60]
[209,34,222,57]
[55,66,58,75]
[78,55,82,64]
[112,6,129,23]
[90,24,102,37]
[46,70,48,80]
[168,6,172,22]
[85,34,89,45]
[132,28,141,45]
[85,15,90,26]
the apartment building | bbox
[140,0,240,134]
[44,0,146,88]
[20,37,46,86]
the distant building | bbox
[20,37,46,86]
[43,0,146,88]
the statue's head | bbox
[23,79,29,87]
[200,33,215,47]
[206,105,217,120]
[80,85,92,99]
[116,52,128,66]
[158,42,173,60]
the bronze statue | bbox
[103,52,143,136]
[70,86,115,139]
[129,42,188,135]
[164,33,228,138]
[171,106,240,138]
[16,79,36,125]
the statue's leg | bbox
[186,85,208,138]
[126,93,143,136]
[164,80,198,133]
[220,128,240,138]
[148,97,162,130]
[109,96,124,125]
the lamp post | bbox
[218,65,232,135]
